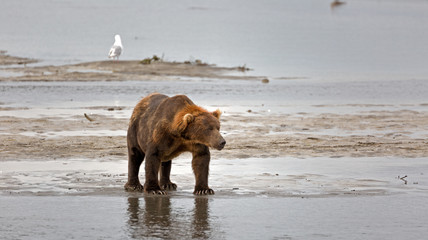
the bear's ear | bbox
[183,113,194,124]
[212,109,222,119]
[174,113,194,135]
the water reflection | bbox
[192,197,211,239]
[126,196,216,239]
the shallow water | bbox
[2,157,427,196]
[1,78,428,117]
[2,0,428,80]
[1,194,428,240]
[1,156,428,239]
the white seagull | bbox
[108,34,123,60]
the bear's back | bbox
[130,93,195,125]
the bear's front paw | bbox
[161,182,177,191]
[146,189,167,195]
[124,183,144,192]
[194,188,215,195]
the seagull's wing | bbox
[114,46,122,56]
[108,45,122,58]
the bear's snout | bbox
[216,138,226,150]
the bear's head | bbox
[173,107,226,150]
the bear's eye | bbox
[208,126,214,131]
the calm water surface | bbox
[1,78,428,116]
[1,0,428,80]
[1,194,428,240]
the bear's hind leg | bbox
[160,160,177,191]
[124,147,145,192]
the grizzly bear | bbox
[124,93,226,195]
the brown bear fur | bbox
[124,93,226,195]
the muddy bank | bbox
[0,52,257,82]
[0,50,38,66]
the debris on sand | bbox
[398,175,408,185]
[84,113,95,122]
[237,64,250,72]
[184,58,208,66]
[139,58,152,65]
[139,55,162,65]
[107,107,124,111]
[262,78,270,84]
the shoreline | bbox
[0,50,39,66]
[0,51,262,82]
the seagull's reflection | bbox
[126,196,213,239]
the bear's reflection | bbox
[191,197,211,239]
[126,196,212,239]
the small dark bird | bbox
[331,0,346,9]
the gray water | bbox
[2,0,428,80]
[1,78,428,115]
[1,194,427,240]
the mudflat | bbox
[1,108,428,162]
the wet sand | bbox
[1,52,428,239]
[1,109,428,162]
[0,51,38,66]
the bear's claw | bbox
[147,189,167,195]
[194,188,215,195]
[124,183,144,192]
[161,183,177,191]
